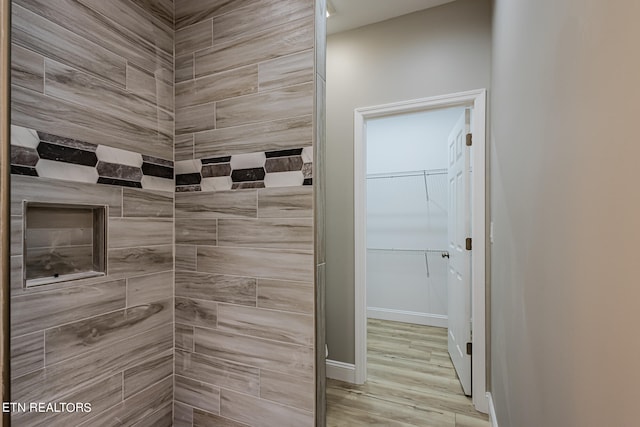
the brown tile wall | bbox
[173,0,323,425]
[9,0,175,424]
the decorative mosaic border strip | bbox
[175,147,313,192]
[10,125,174,192]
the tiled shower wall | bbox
[172,0,324,425]
[9,0,175,425]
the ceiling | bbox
[327,0,457,35]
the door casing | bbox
[352,89,488,413]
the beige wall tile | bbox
[194,328,313,379]
[175,0,259,29]
[218,218,312,250]
[258,50,314,91]
[175,101,215,135]
[176,65,257,109]
[197,246,313,282]
[176,296,218,329]
[216,82,313,129]
[176,19,213,54]
[176,348,260,396]
[217,303,313,346]
[127,270,174,306]
[220,388,313,427]
[257,278,313,314]
[175,374,220,414]
[175,218,217,245]
[175,190,257,219]
[44,299,172,365]
[123,351,173,398]
[176,271,256,306]
[260,368,314,412]
[11,279,125,337]
[195,115,312,158]
[195,16,314,77]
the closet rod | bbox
[366,168,447,180]
[367,248,448,254]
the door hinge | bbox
[465,237,472,251]
[466,342,472,355]
[466,133,472,146]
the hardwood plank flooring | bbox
[327,319,489,427]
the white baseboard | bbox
[487,392,498,427]
[326,359,356,383]
[367,307,448,328]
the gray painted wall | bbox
[326,0,492,363]
[491,0,640,425]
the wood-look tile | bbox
[11,216,23,256]
[11,279,125,337]
[11,255,23,293]
[176,53,194,83]
[175,0,259,29]
[216,82,313,129]
[195,15,313,77]
[25,244,93,280]
[217,303,313,346]
[195,115,312,158]
[175,374,221,414]
[176,348,260,396]
[15,0,172,82]
[212,0,313,46]
[176,19,213,54]
[176,323,194,351]
[78,375,173,427]
[176,244,197,271]
[260,368,314,412]
[11,44,44,93]
[258,50,314,91]
[176,102,215,135]
[108,245,173,276]
[194,408,249,427]
[194,328,314,379]
[44,298,172,365]
[175,134,195,161]
[13,324,172,404]
[123,188,173,218]
[12,3,126,87]
[176,271,257,306]
[175,218,217,245]
[124,351,173,398]
[12,175,122,217]
[11,331,44,379]
[127,270,173,306]
[174,401,194,427]
[109,218,173,248]
[176,296,218,329]
[45,60,170,144]
[218,218,313,250]
[220,388,313,427]
[456,414,491,427]
[197,246,314,282]
[12,85,173,159]
[176,65,258,109]
[126,63,174,113]
[130,0,173,29]
[12,372,123,427]
[132,402,173,427]
[257,278,314,314]
[175,190,257,219]
[77,0,173,55]
[257,186,313,218]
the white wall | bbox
[326,0,492,363]
[365,110,459,321]
[491,0,640,425]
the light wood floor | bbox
[326,319,489,427]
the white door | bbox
[447,109,472,396]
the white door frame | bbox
[353,89,488,413]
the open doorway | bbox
[353,90,487,412]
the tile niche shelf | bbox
[23,202,107,287]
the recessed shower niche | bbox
[23,202,107,287]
